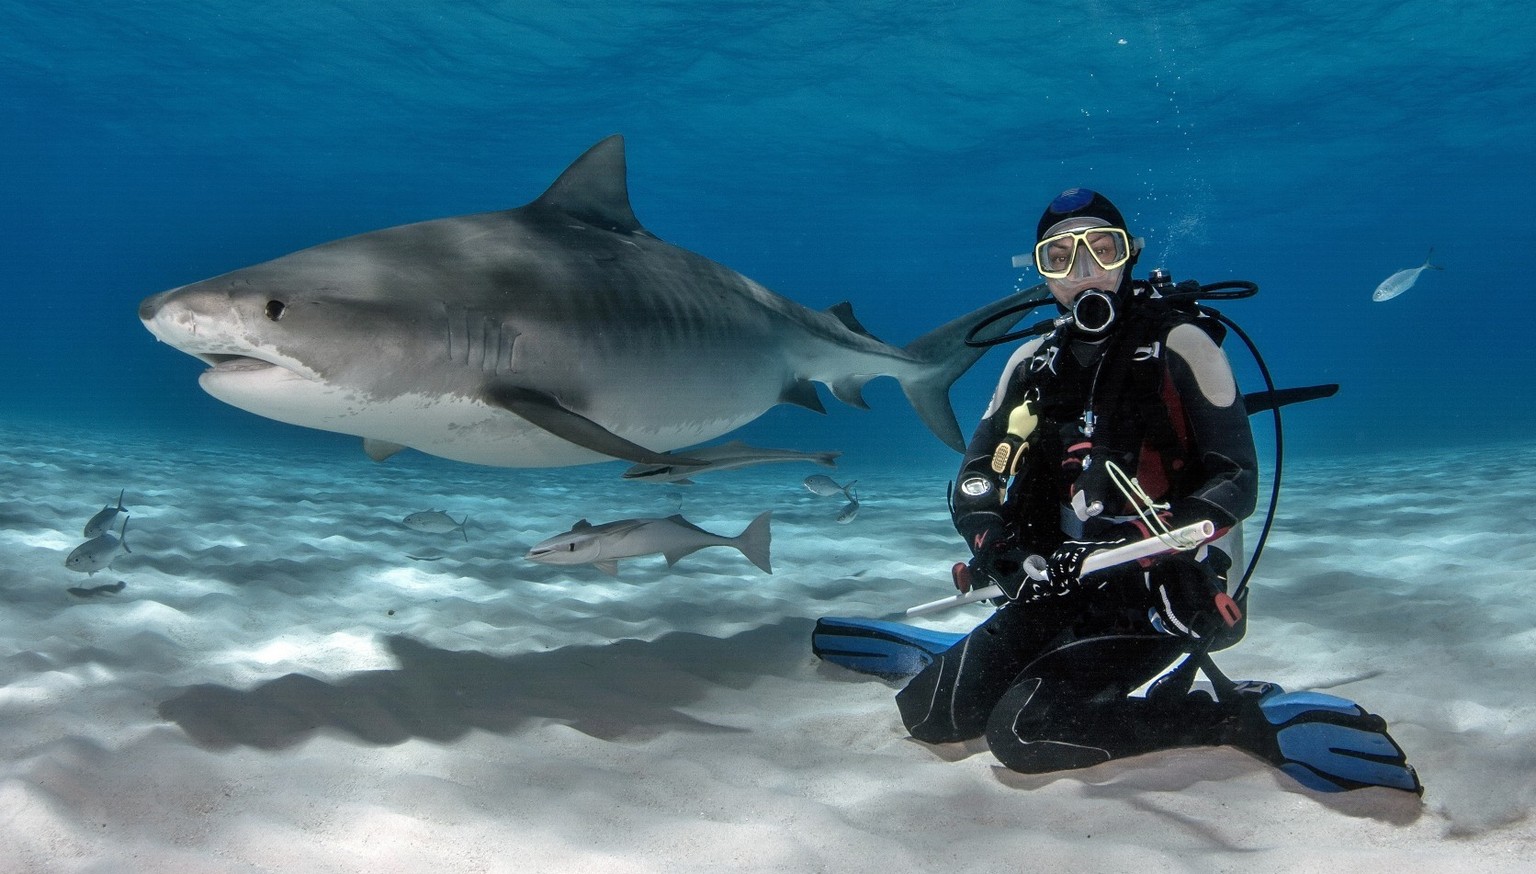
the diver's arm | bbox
[1162,322,1260,532]
[951,339,1043,553]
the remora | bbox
[140,135,1045,468]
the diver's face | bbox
[1036,223,1129,306]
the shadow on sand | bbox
[159,619,815,750]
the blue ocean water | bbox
[7,7,1536,861]
[4,0,1533,464]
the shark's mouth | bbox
[197,354,320,389]
[203,354,281,373]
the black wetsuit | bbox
[897,298,1260,772]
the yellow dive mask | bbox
[1032,227,1133,280]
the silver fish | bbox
[139,136,1049,469]
[402,510,469,542]
[65,517,131,575]
[835,499,861,524]
[803,474,856,499]
[1372,249,1442,301]
[526,511,771,576]
[623,440,840,484]
[83,489,128,538]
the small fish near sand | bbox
[623,441,841,485]
[83,489,129,538]
[803,474,857,500]
[835,498,861,524]
[807,475,862,523]
[65,517,131,575]
[401,510,469,542]
[67,580,127,599]
[1372,249,1443,301]
[526,512,772,576]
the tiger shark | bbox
[139,135,1046,468]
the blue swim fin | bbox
[1233,689,1423,795]
[812,617,964,679]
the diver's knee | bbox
[985,716,1113,773]
[982,676,1114,773]
[897,657,983,744]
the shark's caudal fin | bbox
[731,510,773,574]
[898,284,1052,451]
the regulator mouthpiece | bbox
[1071,288,1119,335]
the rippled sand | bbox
[2,423,1531,871]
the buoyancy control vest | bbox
[999,291,1231,545]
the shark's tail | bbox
[731,511,773,574]
[898,284,1052,451]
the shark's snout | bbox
[138,291,167,324]
[138,285,253,366]
[138,288,200,349]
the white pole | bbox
[904,520,1215,618]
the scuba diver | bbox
[818,188,1421,793]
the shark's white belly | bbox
[199,362,771,468]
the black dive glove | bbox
[1004,525,1142,603]
[983,533,1132,604]
[1046,530,1134,589]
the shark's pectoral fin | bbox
[485,384,702,466]
[595,560,620,576]
[780,379,826,414]
[363,438,407,462]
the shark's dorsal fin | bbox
[663,514,711,535]
[826,301,880,341]
[532,135,647,235]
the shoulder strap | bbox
[1087,298,1200,459]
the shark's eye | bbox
[566,543,575,551]
[265,300,287,321]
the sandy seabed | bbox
[1,421,1533,873]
